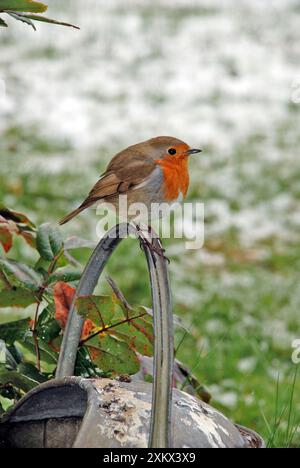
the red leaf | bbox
[20,230,36,248]
[29,319,35,330]
[88,346,100,361]
[81,319,94,341]
[0,209,36,252]
[53,281,75,329]
[0,208,33,227]
[53,281,94,340]
[0,225,13,253]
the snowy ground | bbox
[1,0,300,446]
[1,0,300,244]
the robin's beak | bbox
[186,148,202,155]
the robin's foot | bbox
[138,231,170,264]
[133,222,170,263]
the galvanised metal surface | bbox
[0,377,265,448]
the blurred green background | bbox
[1,0,300,447]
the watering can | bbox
[0,224,265,448]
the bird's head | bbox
[142,136,202,163]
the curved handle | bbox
[55,223,174,448]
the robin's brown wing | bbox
[86,146,157,201]
[59,150,156,225]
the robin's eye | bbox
[168,148,176,155]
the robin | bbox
[60,136,201,225]
[59,136,201,258]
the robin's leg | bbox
[134,223,170,263]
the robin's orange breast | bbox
[155,157,190,202]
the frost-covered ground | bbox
[1,0,300,446]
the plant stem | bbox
[79,311,148,346]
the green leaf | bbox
[0,369,40,392]
[7,10,35,29]
[86,335,140,375]
[77,292,154,357]
[76,295,116,326]
[0,16,7,26]
[0,288,37,308]
[17,362,47,384]
[0,395,14,412]
[110,287,154,356]
[76,285,153,374]
[111,312,154,357]
[7,344,23,365]
[17,336,57,373]
[0,0,47,13]
[0,258,42,291]
[47,266,82,285]
[36,223,63,261]
[0,319,30,345]
[75,347,100,378]
[34,257,50,274]
[35,251,72,273]
[3,347,18,371]
[36,305,60,342]
[18,13,80,29]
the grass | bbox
[261,368,299,448]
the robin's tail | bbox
[59,206,85,225]
[60,192,104,225]
[59,199,96,225]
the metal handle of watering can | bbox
[55,223,174,448]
